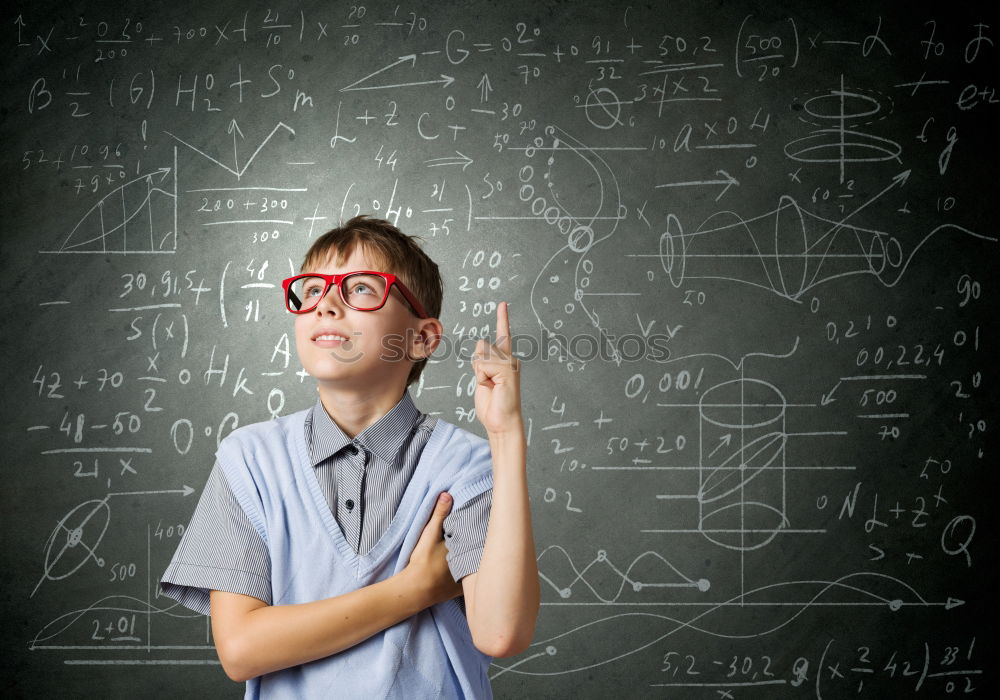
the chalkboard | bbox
[2,0,996,697]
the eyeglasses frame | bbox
[281,270,430,319]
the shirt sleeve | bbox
[158,460,272,616]
[442,487,492,582]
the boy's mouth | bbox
[314,335,349,347]
[313,336,351,348]
[312,328,351,348]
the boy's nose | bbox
[315,283,345,315]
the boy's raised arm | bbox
[212,492,460,682]
[465,301,541,656]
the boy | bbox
[158,215,540,698]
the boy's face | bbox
[293,246,433,392]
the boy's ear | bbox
[409,318,443,360]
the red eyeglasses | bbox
[282,271,429,318]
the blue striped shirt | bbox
[159,389,492,616]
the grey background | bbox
[1,0,996,697]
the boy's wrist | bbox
[487,417,525,441]
[487,423,527,452]
[392,567,438,613]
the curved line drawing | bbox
[28,595,201,649]
[527,124,628,370]
[490,572,944,678]
[659,177,995,302]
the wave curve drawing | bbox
[27,594,201,649]
[490,572,962,678]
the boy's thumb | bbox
[435,492,452,513]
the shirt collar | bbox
[307,389,424,467]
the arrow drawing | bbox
[656,169,740,201]
[424,151,474,170]
[340,53,455,92]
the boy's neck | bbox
[316,383,408,439]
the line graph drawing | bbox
[41,148,177,254]
[537,546,711,603]
[165,121,294,179]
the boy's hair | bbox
[299,214,444,389]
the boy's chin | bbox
[310,366,410,390]
[309,368,365,382]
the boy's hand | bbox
[403,492,463,606]
[472,301,524,437]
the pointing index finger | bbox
[496,301,511,353]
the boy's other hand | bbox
[403,492,464,607]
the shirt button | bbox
[345,499,354,510]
